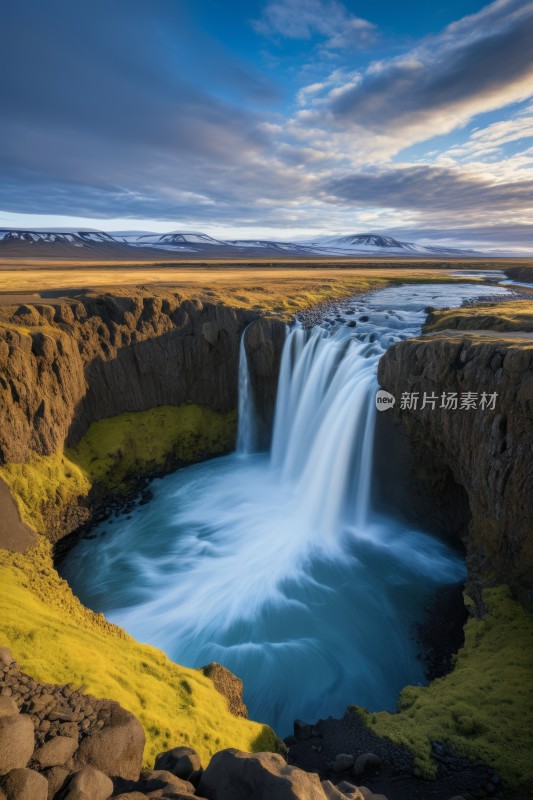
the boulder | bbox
[135,769,195,795]
[0,715,35,774]
[43,766,71,800]
[197,749,326,800]
[353,753,381,777]
[0,650,14,669]
[0,700,18,719]
[1,768,48,800]
[154,747,201,780]
[333,754,354,773]
[63,766,113,800]
[72,704,144,780]
[322,780,355,799]
[33,736,78,768]
[336,782,366,799]
[201,663,248,718]
[293,720,311,741]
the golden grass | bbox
[423,299,533,333]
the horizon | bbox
[1,0,532,252]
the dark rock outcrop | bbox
[0,290,285,465]
[243,317,287,449]
[200,663,248,719]
[378,332,533,602]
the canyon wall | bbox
[0,291,286,465]
[378,332,533,603]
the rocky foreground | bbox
[0,648,393,800]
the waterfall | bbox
[271,324,380,534]
[62,282,510,735]
[236,329,256,454]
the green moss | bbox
[0,451,90,532]
[354,587,533,791]
[68,404,236,490]
[0,540,277,766]
[0,404,236,533]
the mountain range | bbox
[0,227,488,259]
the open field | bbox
[1,259,531,316]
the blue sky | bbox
[1,0,532,249]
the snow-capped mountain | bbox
[0,227,485,258]
[0,229,117,246]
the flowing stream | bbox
[61,281,510,735]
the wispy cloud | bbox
[252,0,376,49]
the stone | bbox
[72,704,144,780]
[111,795,149,800]
[197,748,326,799]
[358,789,388,800]
[33,736,78,768]
[0,715,35,774]
[63,766,113,800]
[1,768,48,800]
[337,782,366,798]
[154,747,201,780]
[333,754,354,773]
[200,663,248,718]
[136,769,195,795]
[322,780,361,799]
[43,766,71,800]
[353,753,382,777]
[0,651,14,670]
[293,720,312,741]
[0,700,18,719]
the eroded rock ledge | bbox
[378,330,533,603]
[0,290,286,467]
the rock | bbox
[72,704,144,780]
[322,780,363,799]
[154,747,201,780]
[353,753,381,777]
[358,789,388,800]
[33,736,78,768]
[43,766,71,800]
[293,720,312,741]
[1,768,48,800]
[197,748,326,799]
[136,769,195,794]
[63,766,113,800]
[0,700,18,719]
[0,651,14,670]
[0,715,35,774]
[337,782,366,798]
[333,754,354,773]
[448,797,467,800]
[200,663,248,718]
[111,795,148,800]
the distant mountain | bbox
[0,227,484,259]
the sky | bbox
[1,0,532,250]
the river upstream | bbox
[61,282,510,736]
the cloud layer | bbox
[0,0,532,247]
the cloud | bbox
[252,0,376,48]
[301,0,533,150]
[322,163,533,218]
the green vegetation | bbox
[354,587,533,790]
[0,540,276,766]
[0,403,272,766]
[0,404,236,532]
[423,299,533,333]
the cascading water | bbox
[61,281,511,735]
[236,329,256,455]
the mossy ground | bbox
[354,587,533,791]
[0,404,236,530]
[0,540,276,766]
[0,404,276,766]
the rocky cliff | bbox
[0,290,286,466]
[378,325,533,603]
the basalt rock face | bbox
[378,333,533,602]
[243,317,287,449]
[0,291,284,466]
